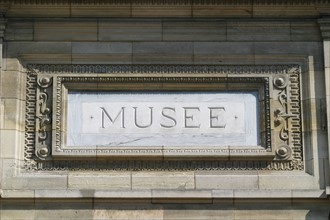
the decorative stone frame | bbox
[25,64,303,171]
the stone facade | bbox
[0,0,330,219]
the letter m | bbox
[100,107,125,128]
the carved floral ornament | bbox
[25,65,303,171]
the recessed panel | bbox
[67,91,259,147]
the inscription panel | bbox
[24,64,303,171]
[67,91,259,147]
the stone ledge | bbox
[1,189,326,199]
[327,186,330,195]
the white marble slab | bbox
[67,91,259,147]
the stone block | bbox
[2,159,67,190]
[133,42,193,64]
[254,54,306,67]
[324,158,330,187]
[227,21,290,42]
[35,189,94,198]
[19,54,71,64]
[1,190,35,198]
[290,21,322,41]
[163,21,226,41]
[324,41,330,68]
[132,171,194,190]
[34,199,93,220]
[254,42,323,56]
[34,21,97,41]
[0,158,2,189]
[234,210,294,220]
[326,69,330,97]
[6,42,72,57]
[212,190,234,198]
[292,189,326,198]
[193,42,254,64]
[68,172,131,190]
[93,202,163,220]
[195,172,258,189]
[72,42,132,64]
[152,190,212,199]
[2,175,68,190]
[132,5,191,17]
[94,190,152,198]
[258,173,319,190]
[1,199,35,220]
[72,42,132,54]
[194,42,254,55]
[0,71,26,100]
[301,99,324,131]
[99,20,162,41]
[1,99,25,131]
[234,189,291,198]
[4,20,34,41]
[313,71,326,99]
[163,203,234,220]
[0,130,24,159]
[292,199,330,220]
[234,199,292,220]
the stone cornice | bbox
[0,0,329,18]
[318,16,330,40]
[0,16,6,38]
[0,0,329,5]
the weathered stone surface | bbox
[193,42,254,64]
[227,21,290,41]
[34,21,97,41]
[6,42,72,57]
[132,172,194,190]
[34,199,93,220]
[1,99,25,131]
[234,189,292,198]
[292,199,330,220]
[163,203,234,220]
[195,172,259,190]
[93,203,164,220]
[0,130,24,159]
[68,172,131,190]
[4,20,34,41]
[234,199,292,220]
[94,190,152,198]
[99,20,162,41]
[290,21,322,41]
[0,71,25,100]
[1,199,35,220]
[163,21,226,41]
[72,42,132,64]
[258,173,319,190]
[1,190,35,198]
[133,42,193,64]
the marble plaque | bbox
[67,91,259,147]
